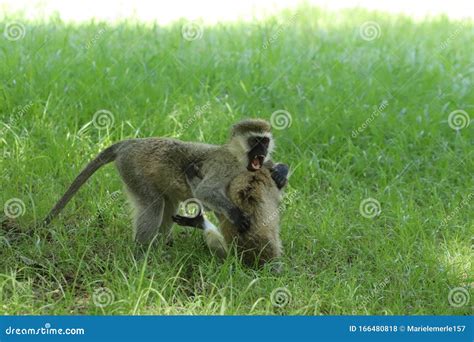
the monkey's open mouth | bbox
[249,155,265,171]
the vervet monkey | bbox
[173,163,289,267]
[44,119,276,244]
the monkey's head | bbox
[229,119,274,172]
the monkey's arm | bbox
[182,159,251,233]
[172,214,228,258]
[193,180,250,233]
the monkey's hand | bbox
[172,214,205,229]
[271,163,289,190]
[229,207,251,234]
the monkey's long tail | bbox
[43,141,126,225]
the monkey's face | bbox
[246,136,270,171]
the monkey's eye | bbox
[248,137,259,147]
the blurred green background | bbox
[0,2,472,314]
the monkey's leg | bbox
[160,200,179,245]
[202,218,228,259]
[182,164,250,233]
[172,214,228,258]
[131,196,165,245]
[193,182,250,233]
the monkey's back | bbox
[115,138,217,201]
[220,169,283,267]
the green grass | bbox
[1,6,472,315]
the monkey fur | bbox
[173,163,289,267]
[44,119,276,245]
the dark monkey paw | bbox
[172,214,205,229]
[229,207,251,234]
[271,163,289,190]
